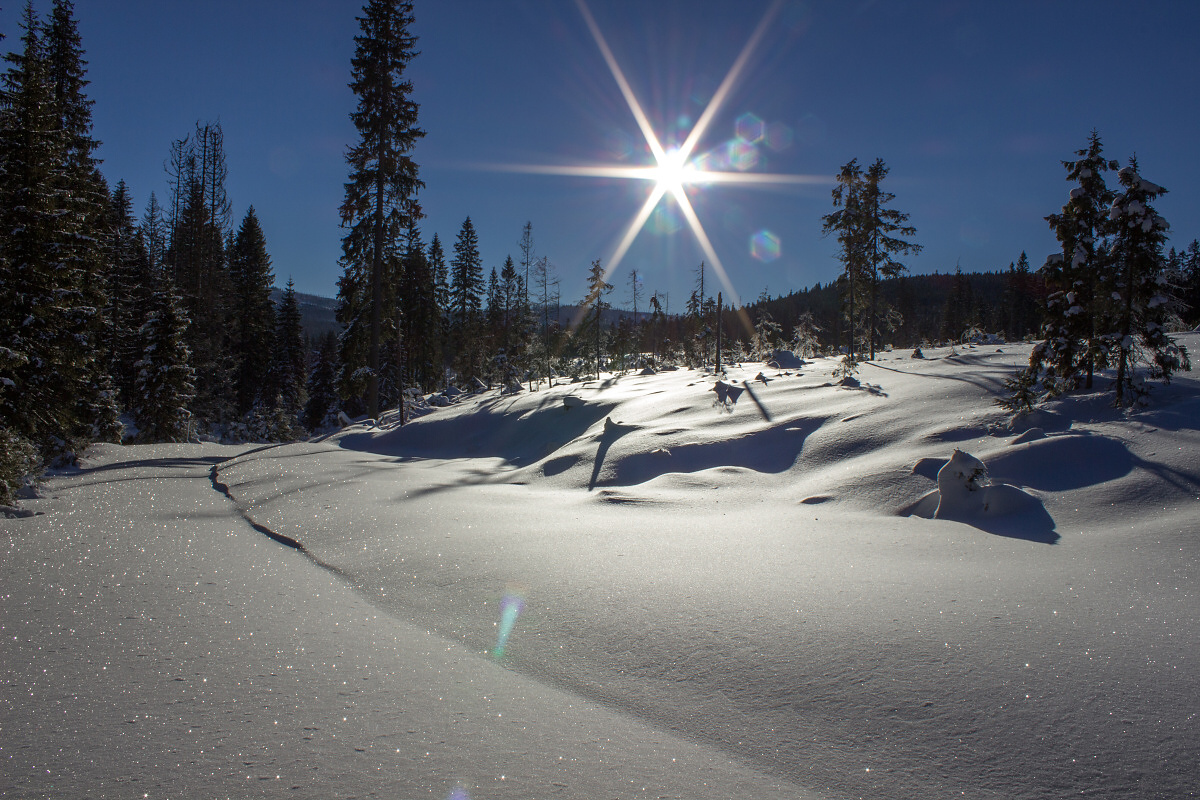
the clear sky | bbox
[3,0,1198,308]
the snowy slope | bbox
[4,336,1199,799]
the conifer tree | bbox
[519,221,534,307]
[429,232,449,315]
[1004,134,1121,410]
[1182,239,1200,328]
[304,332,341,431]
[1106,160,1189,405]
[0,6,98,453]
[862,158,920,358]
[398,221,439,392]
[165,123,234,425]
[266,278,307,434]
[581,258,613,379]
[133,277,195,442]
[142,192,169,276]
[338,0,425,419]
[821,159,868,361]
[449,216,484,380]
[103,180,152,409]
[229,207,277,415]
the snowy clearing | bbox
[4,337,1199,799]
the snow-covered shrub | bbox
[934,449,989,519]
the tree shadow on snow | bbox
[589,418,637,491]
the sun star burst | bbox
[482,0,825,330]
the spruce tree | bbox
[165,123,234,426]
[398,221,439,392]
[338,0,425,419]
[821,159,868,361]
[1106,159,1189,405]
[304,332,340,431]
[862,158,920,358]
[1004,135,1121,410]
[103,180,152,410]
[1182,239,1200,328]
[265,278,307,436]
[133,277,195,442]
[229,207,277,415]
[581,258,613,379]
[449,216,483,380]
[0,6,96,454]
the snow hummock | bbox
[5,337,1200,800]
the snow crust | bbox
[5,337,1200,799]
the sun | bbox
[653,149,693,195]
[480,0,825,322]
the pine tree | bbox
[265,278,307,434]
[581,258,613,379]
[1106,159,1189,405]
[534,255,560,384]
[449,216,484,380]
[519,220,534,308]
[142,192,168,276]
[821,159,868,361]
[304,331,340,431]
[338,0,424,419]
[1041,132,1120,390]
[1182,239,1200,328]
[862,158,920,359]
[0,6,95,453]
[1004,135,1121,410]
[165,123,234,425]
[398,221,439,392]
[229,207,277,415]
[133,277,195,442]
[103,180,152,410]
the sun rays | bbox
[484,0,824,321]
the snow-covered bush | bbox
[934,449,988,519]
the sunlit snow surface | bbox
[4,337,1200,799]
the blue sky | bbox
[3,0,1198,308]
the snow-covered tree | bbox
[861,159,920,359]
[229,207,276,415]
[821,159,868,361]
[132,279,195,442]
[1105,160,1189,405]
[0,6,101,455]
[265,278,307,434]
[303,332,340,432]
[580,258,613,379]
[449,216,484,380]
[338,0,424,419]
[399,221,439,393]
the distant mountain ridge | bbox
[269,288,340,340]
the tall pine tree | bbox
[229,207,277,415]
[0,5,103,454]
[1106,160,1189,405]
[338,0,424,419]
[862,158,920,359]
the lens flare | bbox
[493,590,527,659]
[750,229,781,262]
[735,112,766,144]
[447,786,470,800]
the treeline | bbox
[0,2,310,503]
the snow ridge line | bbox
[208,462,307,553]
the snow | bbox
[4,337,1200,799]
